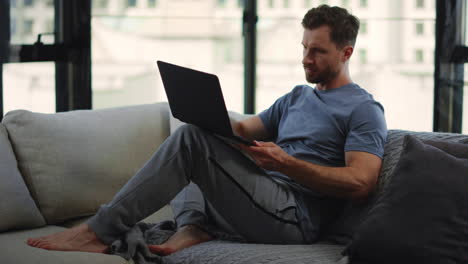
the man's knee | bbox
[175,124,202,134]
[173,124,210,141]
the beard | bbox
[304,64,339,84]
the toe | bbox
[33,239,44,247]
[28,239,38,247]
[148,245,174,256]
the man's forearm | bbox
[278,156,375,199]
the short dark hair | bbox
[301,5,360,48]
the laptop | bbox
[157,60,254,146]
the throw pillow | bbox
[346,135,468,264]
[0,124,45,231]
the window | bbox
[23,19,33,35]
[11,0,17,8]
[416,0,424,8]
[3,63,56,114]
[358,49,367,64]
[217,0,226,7]
[304,0,312,8]
[360,0,368,8]
[24,0,33,6]
[238,0,244,8]
[94,0,108,9]
[283,0,290,8]
[11,19,17,35]
[91,0,244,112]
[269,0,274,8]
[360,21,368,35]
[148,0,156,8]
[127,0,137,8]
[45,19,53,32]
[415,22,424,35]
[341,0,350,7]
[415,49,424,63]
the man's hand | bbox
[238,141,292,172]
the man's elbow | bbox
[349,177,377,200]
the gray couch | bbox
[1,102,467,264]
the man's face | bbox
[301,26,347,85]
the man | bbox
[27,5,386,256]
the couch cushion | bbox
[345,135,468,263]
[3,103,170,224]
[0,226,128,264]
[0,124,46,231]
[165,240,346,264]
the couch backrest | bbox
[2,102,171,224]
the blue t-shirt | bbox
[258,83,387,243]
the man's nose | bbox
[302,55,314,65]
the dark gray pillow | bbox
[0,124,45,231]
[345,135,468,264]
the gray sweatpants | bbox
[87,124,304,245]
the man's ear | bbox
[341,45,354,62]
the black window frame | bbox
[0,0,91,120]
[434,0,467,132]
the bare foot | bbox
[148,225,213,256]
[26,224,108,253]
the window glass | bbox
[148,0,156,8]
[91,0,244,112]
[10,0,55,44]
[23,19,34,35]
[93,0,109,9]
[127,0,137,8]
[268,0,274,8]
[3,62,56,114]
[360,0,368,8]
[24,0,34,7]
[360,21,367,34]
[256,0,435,131]
[358,49,368,64]
[217,0,227,7]
[11,18,17,35]
[415,49,424,63]
[415,22,424,35]
[416,0,425,8]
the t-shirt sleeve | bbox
[345,101,387,158]
[258,91,292,140]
